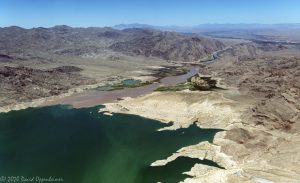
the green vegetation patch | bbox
[151,66,188,78]
[155,82,197,92]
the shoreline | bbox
[0,63,259,182]
[0,82,108,113]
[2,61,299,182]
[99,87,300,182]
[99,89,247,182]
[0,64,194,113]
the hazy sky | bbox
[1,0,300,28]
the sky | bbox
[0,0,300,28]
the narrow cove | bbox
[0,105,223,183]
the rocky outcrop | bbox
[151,140,237,169]
[100,91,242,130]
[190,74,217,90]
[151,140,245,183]
[0,66,95,107]
[203,56,300,131]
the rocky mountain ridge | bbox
[0,26,225,62]
[0,66,95,106]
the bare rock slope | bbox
[0,26,224,62]
[0,66,95,106]
[110,29,225,61]
[0,26,225,108]
[101,44,300,182]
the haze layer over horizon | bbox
[1,0,300,28]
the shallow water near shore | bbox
[46,66,200,108]
[0,105,222,183]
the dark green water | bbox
[0,105,222,183]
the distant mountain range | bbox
[114,23,300,32]
[1,23,299,65]
[0,25,225,62]
[114,23,300,42]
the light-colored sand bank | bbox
[100,90,300,183]
[100,91,243,130]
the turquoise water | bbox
[121,79,141,86]
[96,79,142,91]
[0,106,222,183]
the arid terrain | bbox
[0,26,224,110]
[101,39,300,182]
[1,25,300,182]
